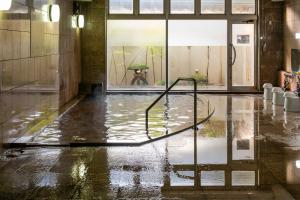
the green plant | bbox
[191,73,208,85]
[157,80,166,86]
[128,64,149,71]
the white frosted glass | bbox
[171,0,194,14]
[140,0,164,14]
[232,24,255,86]
[201,0,225,14]
[232,0,255,14]
[232,171,255,186]
[170,171,194,186]
[201,171,225,186]
[109,0,133,14]
[169,20,227,46]
[107,20,166,46]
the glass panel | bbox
[232,24,255,86]
[201,0,225,14]
[170,0,194,14]
[170,171,194,186]
[168,20,227,90]
[107,20,166,90]
[140,0,164,14]
[201,171,225,186]
[232,171,255,186]
[109,0,133,14]
[232,0,255,14]
[232,97,255,160]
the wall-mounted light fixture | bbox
[72,15,85,28]
[296,160,300,169]
[0,0,12,11]
[72,2,84,28]
[49,4,60,22]
[296,33,300,40]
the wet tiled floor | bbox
[0,94,300,199]
[15,94,213,145]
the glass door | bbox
[230,22,256,90]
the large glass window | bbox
[168,20,227,90]
[109,0,133,14]
[107,20,166,90]
[232,0,255,14]
[140,0,164,14]
[201,0,225,14]
[170,0,194,14]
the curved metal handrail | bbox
[145,78,198,133]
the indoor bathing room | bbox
[1,0,300,199]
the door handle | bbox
[231,43,237,66]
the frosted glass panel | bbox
[232,171,255,186]
[107,20,166,90]
[171,0,194,14]
[170,171,194,186]
[168,20,227,90]
[232,24,255,86]
[201,0,225,14]
[232,0,255,14]
[169,20,227,46]
[109,0,133,14]
[140,0,164,14]
[201,171,225,186]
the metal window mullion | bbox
[134,0,139,15]
[226,0,232,17]
[195,0,201,15]
[165,0,169,89]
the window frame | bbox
[107,0,258,17]
[108,0,134,15]
[200,0,226,15]
[139,0,165,14]
[231,0,256,15]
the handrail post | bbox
[146,111,148,131]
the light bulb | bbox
[49,4,60,22]
[77,15,84,28]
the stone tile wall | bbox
[260,0,284,87]
[81,0,106,85]
[0,0,81,152]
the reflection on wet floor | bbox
[20,94,213,145]
[0,92,59,147]
[0,94,300,199]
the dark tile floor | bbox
[0,94,299,199]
